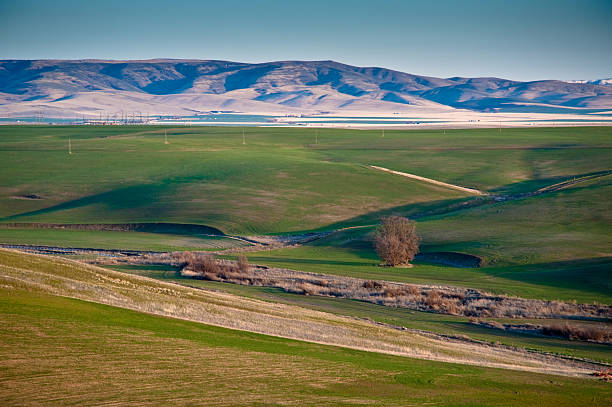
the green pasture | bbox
[0,227,244,251]
[0,125,610,300]
[1,287,610,406]
[236,174,612,303]
[0,125,467,234]
[1,125,610,235]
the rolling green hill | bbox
[1,125,610,299]
[2,126,610,235]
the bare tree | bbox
[374,216,420,266]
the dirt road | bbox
[369,165,485,195]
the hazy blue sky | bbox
[1,0,611,81]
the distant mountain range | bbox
[1,59,611,117]
[565,78,612,86]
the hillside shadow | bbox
[489,170,612,195]
[247,256,372,268]
[310,196,488,233]
[480,257,612,300]
[1,184,171,221]
[224,64,280,92]
[309,169,612,234]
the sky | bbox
[1,0,611,81]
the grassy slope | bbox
[1,126,609,265]
[0,227,244,251]
[315,126,612,192]
[2,289,610,406]
[1,126,610,234]
[114,263,612,364]
[0,126,465,234]
[240,245,611,304]
[418,176,612,265]
[1,127,609,315]
[5,248,596,375]
[240,176,612,303]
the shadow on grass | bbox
[1,183,174,221]
[0,177,230,235]
[247,255,375,268]
[482,257,612,300]
[488,169,612,195]
[309,169,612,234]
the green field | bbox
[1,126,610,264]
[1,125,610,404]
[1,251,610,406]
[1,125,610,235]
[233,165,611,302]
[0,126,467,234]
[3,289,610,406]
[0,227,245,251]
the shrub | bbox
[363,280,383,290]
[184,253,221,276]
[172,251,195,268]
[373,216,420,266]
[237,255,250,273]
[405,285,420,296]
[542,322,611,342]
[383,287,405,298]
[441,300,459,315]
[425,290,442,308]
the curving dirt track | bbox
[368,165,485,195]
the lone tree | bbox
[374,216,420,266]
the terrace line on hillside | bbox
[368,165,484,195]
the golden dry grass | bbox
[0,248,604,377]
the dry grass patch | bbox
[0,248,605,376]
[175,253,610,320]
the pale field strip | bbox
[0,249,602,377]
[368,165,484,195]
